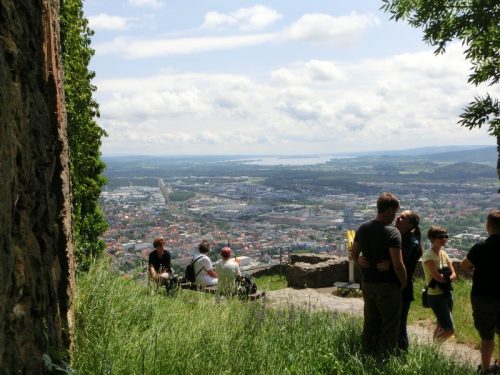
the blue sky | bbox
[84,0,496,155]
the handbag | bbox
[421,285,430,308]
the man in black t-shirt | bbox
[461,210,500,374]
[352,192,407,356]
[148,237,172,285]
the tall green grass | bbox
[254,274,288,291]
[73,260,476,374]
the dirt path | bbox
[265,287,479,367]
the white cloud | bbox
[96,43,495,155]
[88,13,129,31]
[95,34,277,59]
[283,12,380,44]
[94,12,377,59]
[128,0,163,8]
[202,5,282,31]
[272,60,347,85]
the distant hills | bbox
[104,145,496,164]
[420,146,496,163]
[350,146,496,166]
[430,162,496,179]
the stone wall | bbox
[248,263,288,278]
[286,253,362,288]
[0,0,75,372]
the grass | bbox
[73,260,477,374]
[254,274,288,291]
[408,278,478,346]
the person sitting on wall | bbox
[148,237,173,286]
[193,240,218,287]
[214,247,241,295]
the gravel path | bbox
[265,287,480,367]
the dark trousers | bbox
[362,282,402,355]
[398,299,411,351]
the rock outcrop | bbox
[0,0,75,372]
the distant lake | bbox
[232,155,351,166]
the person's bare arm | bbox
[447,258,457,281]
[389,247,407,289]
[424,260,445,283]
[376,259,391,271]
[460,257,474,273]
[149,265,158,281]
[357,255,371,269]
[207,269,217,278]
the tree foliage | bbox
[381,0,499,136]
[61,0,108,271]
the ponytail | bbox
[407,211,423,258]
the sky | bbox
[83,0,497,156]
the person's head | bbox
[220,247,232,260]
[153,237,165,250]
[376,192,400,223]
[198,240,211,254]
[396,210,423,257]
[395,210,420,235]
[486,209,500,235]
[427,225,449,245]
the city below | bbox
[100,146,499,276]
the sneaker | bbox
[490,360,500,375]
[477,364,490,374]
[478,361,500,375]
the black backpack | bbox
[239,275,257,296]
[185,256,203,283]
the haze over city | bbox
[84,0,497,156]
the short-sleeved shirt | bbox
[466,234,500,299]
[354,220,402,284]
[192,252,217,285]
[149,250,172,273]
[214,259,241,292]
[422,249,450,296]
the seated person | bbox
[148,237,172,285]
[193,240,218,287]
[214,247,241,295]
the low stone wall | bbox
[247,264,288,278]
[290,253,338,265]
[286,254,361,288]
[250,255,470,290]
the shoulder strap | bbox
[191,255,203,265]
[191,255,205,277]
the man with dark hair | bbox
[148,237,172,285]
[351,192,407,356]
[461,210,500,374]
[193,240,218,287]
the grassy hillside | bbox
[73,261,476,374]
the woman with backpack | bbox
[192,240,218,287]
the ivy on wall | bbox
[61,0,108,271]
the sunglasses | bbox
[436,234,449,239]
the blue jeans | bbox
[398,299,411,351]
[428,292,454,330]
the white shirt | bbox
[192,252,217,286]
